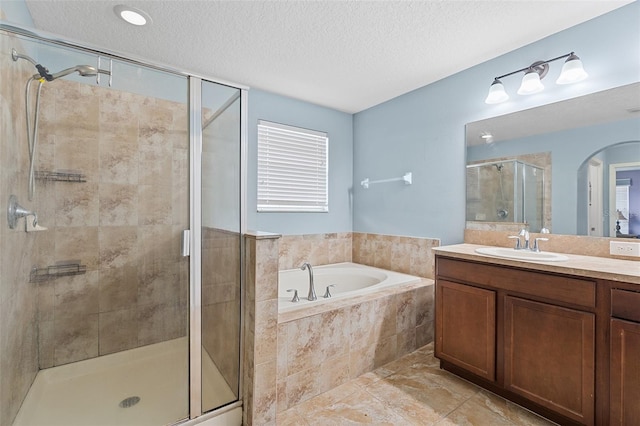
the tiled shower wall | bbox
[32,78,189,368]
[0,30,40,426]
[202,227,241,395]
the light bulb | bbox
[556,54,588,84]
[517,70,544,95]
[485,79,509,104]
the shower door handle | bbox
[181,230,190,257]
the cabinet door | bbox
[610,319,640,426]
[504,296,595,425]
[435,280,496,381]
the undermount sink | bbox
[475,247,569,262]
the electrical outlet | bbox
[609,241,640,257]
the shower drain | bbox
[119,396,141,408]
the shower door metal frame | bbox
[189,77,248,420]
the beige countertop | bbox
[434,243,640,285]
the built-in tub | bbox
[278,262,422,312]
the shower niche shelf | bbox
[30,263,87,283]
[35,170,87,183]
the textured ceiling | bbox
[24,0,631,113]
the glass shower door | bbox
[199,80,242,413]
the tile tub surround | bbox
[278,232,440,278]
[352,232,440,279]
[244,231,436,425]
[276,279,434,415]
[278,233,352,270]
[465,229,640,261]
[243,232,281,426]
[278,343,555,426]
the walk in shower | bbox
[466,159,545,232]
[0,24,244,426]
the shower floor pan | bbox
[13,337,236,426]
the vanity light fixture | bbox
[114,5,152,26]
[485,52,588,104]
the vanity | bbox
[433,244,640,426]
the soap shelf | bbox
[35,170,86,183]
[30,263,87,283]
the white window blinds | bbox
[257,120,328,212]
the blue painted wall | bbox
[247,89,353,234]
[353,2,640,245]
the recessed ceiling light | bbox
[114,5,151,26]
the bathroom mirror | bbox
[466,82,640,236]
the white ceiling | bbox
[24,0,632,113]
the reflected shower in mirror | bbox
[466,82,640,237]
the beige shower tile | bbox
[99,226,138,269]
[99,308,138,355]
[99,183,138,226]
[37,282,55,322]
[284,365,324,409]
[54,270,99,317]
[138,184,172,225]
[98,89,139,133]
[53,313,99,366]
[139,224,179,262]
[38,319,55,369]
[55,226,99,270]
[55,181,99,227]
[99,265,138,312]
[172,148,189,226]
[53,83,99,139]
[138,147,172,187]
[137,259,180,306]
[99,132,139,185]
[138,104,173,155]
[137,305,187,345]
[54,135,99,182]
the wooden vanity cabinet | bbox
[610,288,640,425]
[436,280,496,381]
[435,256,598,425]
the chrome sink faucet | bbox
[509,228,550,252]
[300,262,317,301]
[508,228,529,250]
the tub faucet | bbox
[300,262,317,301]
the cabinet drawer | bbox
[611,289,640,322]
[436,257,596,308]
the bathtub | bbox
[278,262,421,312]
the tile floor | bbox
[277,343,556,425]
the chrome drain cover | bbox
[119,396,140,408]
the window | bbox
[257,120,328,212]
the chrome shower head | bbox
[49,65,98,80]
